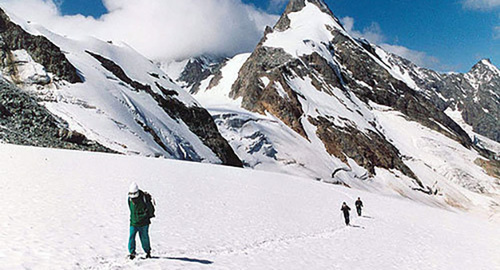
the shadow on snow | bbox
[147,256,213,265]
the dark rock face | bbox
[441,61,499,143]
[373,50,500,144]
[178,56,226,94]
[309,116,419,183]
[231,47,306,137]
[366,47,448,111]
[0,8,82,83]
[87,51,243,167]
[330,32,472,149]
[475,158,500,180]
[0,79,111,152]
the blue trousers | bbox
[128,225,151,254]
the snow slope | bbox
[0,8,228,164]
[0,143,498,269]
[193,53,351,179]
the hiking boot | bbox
[129,253,136,260]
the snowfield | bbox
[0,143,498,269]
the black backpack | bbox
[142,191,156,218]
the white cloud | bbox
[462,1,500,40]
[462,0,500,10]
[340,17,385,44]
[0,0,279,61]
[341,16,442,70]
[494,26,500,39]
[0,0,61,21]
[380,44,439,68]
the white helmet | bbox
[128,182,139,198]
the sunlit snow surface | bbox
[264,3,343,57]
[0,143,499,269]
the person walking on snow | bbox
[355,197,363,217]
[128,182,152,260]
[341,202,351,226]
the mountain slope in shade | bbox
[189,0,499,214]
[0,8,242,167]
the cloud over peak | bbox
[341,16,385,44]
[341,16,442,71]
[0,0,279,61]
[462,0,500,11]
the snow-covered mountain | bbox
[184,0,499,214]
[0,1,499,268]
[161,55,227,94]
[1,143,498,269]
[0,0,498,216]
[0,8,241,166]
[375,49,500,145]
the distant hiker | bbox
[355,197,363,216]
[128,182,155,260]
[341,202,351,226]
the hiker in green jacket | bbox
[128,182,152,260]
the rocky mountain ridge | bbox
[374,48,499,144]
[229,0,473,179]
[188,0,499,211]
[0,0,498,214]
[0,7,242,167]
[0,78,112,152]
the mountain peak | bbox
[273,0,342,32]
[464,58,500,90]
[470,58,500,76]
[284,0,333,16]
[480,58,492,64]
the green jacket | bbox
[128,191,151,227]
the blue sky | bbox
[43,0,500,71]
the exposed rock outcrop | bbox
[329,32,473,148]
[178,56,226,94]
[0,8,82,83]
[370,48,499,144]
[0,79,111,152]
[231,47,306,137]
